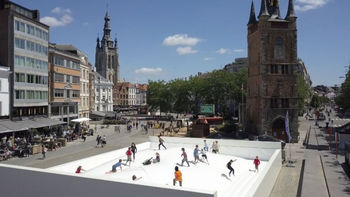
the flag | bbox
[285,111,292,142]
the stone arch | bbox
[271,117,287,141]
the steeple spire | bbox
[285,0,297,20]
[96,36,100,48]
[248,1,257,25]
[258,0,269,18]
[102,11,112,44]
[271,0,281,18]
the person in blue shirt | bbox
[193,145,200,164]
[106,159,124,174]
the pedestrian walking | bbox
[96,135,100,147]
[181,148,190,167]
[173,166,182,186]
[101,135,106,148]
[201,149,209,164]
[158,136,167,150]
[203,140,209,151]
[193,145,200,163]
[253,156,260,173]
[126,147,132,166]
[131,142,137,161]
[227,159,236,176]
[42,145,47,159]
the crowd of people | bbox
[76,138,261,187]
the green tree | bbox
[297,74,311,112]
[335,66,350,111]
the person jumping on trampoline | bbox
[106,159,124,174]
[227,159,235,176]
[253,156,260,173]
[193,145,200,164]
[126,147,132,166]
[200,149,209,164]
[181,148,190,167]
[173,166,182,187]
[158,136,167,150]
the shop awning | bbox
[71,118,91,122]
[0,118,66,134]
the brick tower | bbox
[246,0,298,141]
[95,11,120,85]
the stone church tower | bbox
[95,11,120,84]
[246,0,298,141]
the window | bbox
[14,20,25,32]
[281,98,289,108]
[54,89,64,98]
[66,90,70,98]
[15,73,25,82]
[72,90,79,98]
[69,106,75,113]
[281,65,289,75]
[270,65,278,74]
[14,55,25,67]
[15,38,25,49]
[15,90,25,99]
[66,75,71,83]
[54,56,64,66]
[51,106,59,116]
[26,90,35,99]
[270,98,278,108]
[27,74,35,83]
[54,73,64,83]
[71,61,79,70]
[42,76,48,84]
[72,76,80,84]
[274,37,285,60]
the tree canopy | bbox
[335,66,350,112]
[147,69,248,118]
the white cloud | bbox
[216,48,230,55]
[295,0,329,11]
[83,22,89,26]
[40,7,73,27]
[163,34,200,46]
[135,67,163,75]
[176,46,197,55]
[233,49,244,53]
[204,57,213,61]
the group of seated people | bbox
[0,136,32,160]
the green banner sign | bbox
[200,104,215,114]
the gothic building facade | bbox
[95,12,120,85]
[246,0,298,141]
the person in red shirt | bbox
[75,166,85,174]
[253,156,260,172]
[126,147,132,166]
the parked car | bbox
[257,134,286,149]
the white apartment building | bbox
[0,66,10,117]
[128,83,136,106]
[94,71,113,112]
[78,52,90,118]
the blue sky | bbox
[13,0,350,86]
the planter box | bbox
[32,145,42,154]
